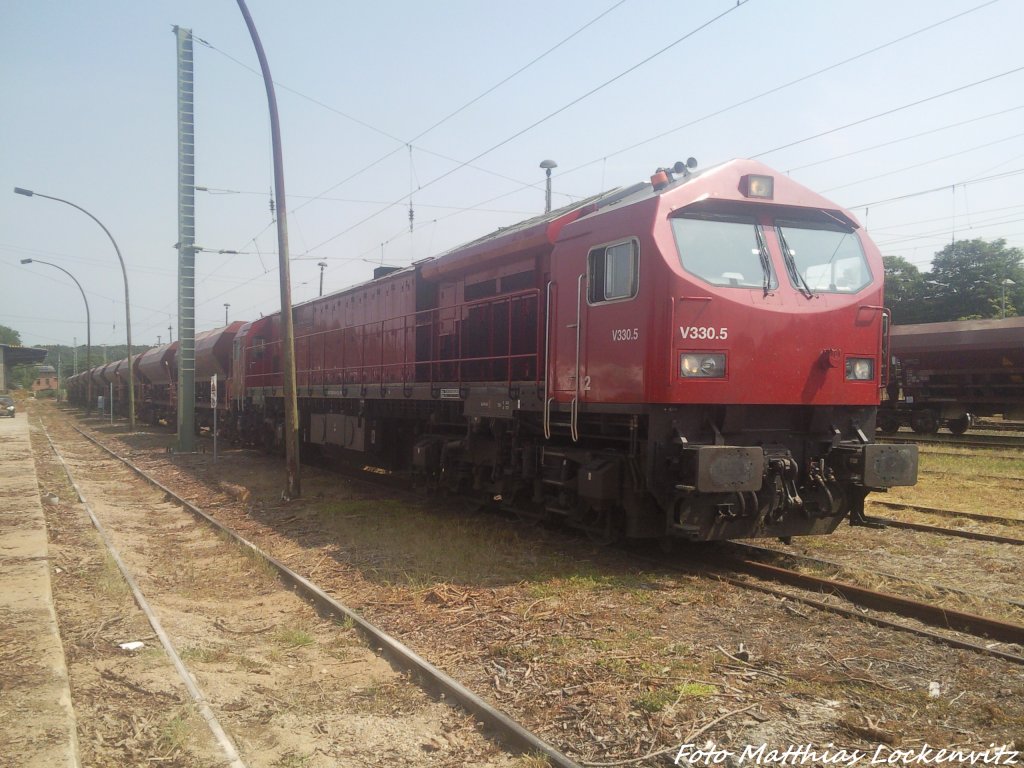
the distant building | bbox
[0,344,48,391]
[32,365,58,392]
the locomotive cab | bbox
[544,159,918,541]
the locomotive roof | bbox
[430,187,627,258]
[425,158,860,270]
[289,158,861,303]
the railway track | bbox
[229,433,1024,665]
[42,418,581,768]
[973,420,1024,434]
[877,433,1024,450]
[37,405,1024,761]
[660,549,1024,665]
[866,517,1024,546]
[871,499,1024,527]
[865,500,1024,545]
[920,468,1024,484]
[734,542,1024,611]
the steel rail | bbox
[876,434,1024,450]
[869,499,1024,527]
[67,425,581,768]
[733,541,1024,610]
[629,550,1024,666]
[722,557,1024,645]
[866,516,1024,545]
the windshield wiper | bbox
[753,225,772,296]
[776,227,815,300]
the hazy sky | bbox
[3,0,1022,348]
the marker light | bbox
[845,357,874,381]
[680,352,727,378]
[741,174,774,199]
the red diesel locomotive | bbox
[228,158,918,542]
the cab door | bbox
[547,269,588,440]
[548,237,640,439]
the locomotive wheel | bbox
[910,410,939,434]
[876,413,901,434]
[581,507,622,546]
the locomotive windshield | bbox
[670,214,777,290]
[775,219,871,294]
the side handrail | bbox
[543,281,553,440]
[571,273,584,443]
[859,304,891,388]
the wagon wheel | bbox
[910,410,939,434]
[876,413,901,434]
[947,414,972,435]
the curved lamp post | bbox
[20,258,92,412]
[14,187,134,431]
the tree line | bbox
[884,238,1024,325]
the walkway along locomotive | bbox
[227,158,918,543]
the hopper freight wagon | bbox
[879,317,1024,434]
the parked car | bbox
[0,395,14,418]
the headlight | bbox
[845,357,874,381]
[680,352,726,378]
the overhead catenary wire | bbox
[551,0,1004,180]
[203,2,1000,291]
[143,3,1017,336]
[750,65,1024,160]
[785,104,1024,173]
[821,129,1024,193]
[301,0,753,256]
[849,168,1024,210]
[195,0,629,247]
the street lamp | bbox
[1002,278,1016,319]
[539,159,557,214]
[14,187,135,431]
[318,261,327,297]
[20,257,92,412]
[224,303,230,326]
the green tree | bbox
[927,238,1024,320]
[0,325,22,345]
[883,255,931,324]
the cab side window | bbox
[588,239,638,303]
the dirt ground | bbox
[27,402,1024,766]
[26,404,531,768]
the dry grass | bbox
[94,549,131,599]
[350,677,425,716]
[274,626,315,648]
[155,705,200,757]
[881,449,1024,519]
[315,496,616,588]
